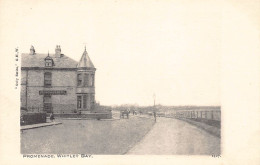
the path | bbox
[127,117,220,155]
[21,122,62,130]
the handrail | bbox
[166,110,221,121]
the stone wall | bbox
[21,112,47,126]
[21,69,78,113]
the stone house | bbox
[21,45,96,114]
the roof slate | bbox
[21,53,78,68]
[77,49,95,68]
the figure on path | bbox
[50,112,55,122]
[153,111,156,122]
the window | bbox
[86,94,90,109]
[45,59,53,67]
[84,73,88,87]
[91,94,95,109]
[45,54,54,67]
[91,74,95,87]
[77,96,82,109]
[89,74,94,86]
[83,95,87,109]
[44,72,52,87]
[77,74,82,86]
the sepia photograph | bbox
[20,44,220,155]
[0,0,259,165]
[18,0,221,155]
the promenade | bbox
[21,114,220,155]
[128,117,220,155]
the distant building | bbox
[21,45,96,114]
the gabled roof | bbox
[21,53,78,68]
[77,47,95,68]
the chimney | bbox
[55,45,61,57]
[30,45,35,55]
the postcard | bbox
[0,0,259,165]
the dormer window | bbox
[45,53,54,67]
[45,59,53,67]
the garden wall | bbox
[21,113,47,126]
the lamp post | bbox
[153,93,156,107]
[153,93,156,122]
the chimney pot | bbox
[55,45,61,57]
[30,45,35,55]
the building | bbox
[21,45,96,114]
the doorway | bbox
[43,95,52,113]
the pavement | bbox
[59,118,120,121]
[175,118,221,138]
[127,117,220,155]
[21,122,62,130]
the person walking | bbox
[50,112,55,122]
[153,111,157,122]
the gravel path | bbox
[127,117,220,155]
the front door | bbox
[43,95,52,113]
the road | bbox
[21,117,154,154]
[127,117,220,155]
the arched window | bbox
[44,72,52,87]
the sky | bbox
[1,1,260,162]
[3,0,222,106]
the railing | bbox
[166,110,221,121]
